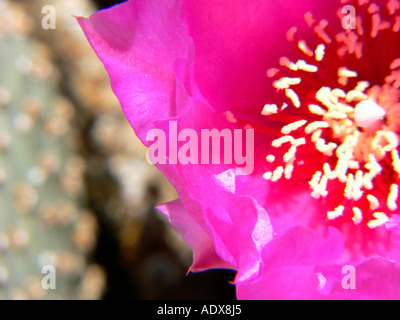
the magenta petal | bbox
[156,167,274,280]
[203,194,273,282]
[183,0,342,119]
[387,214,400,249]
[348,258,400,299]
[317,257,400,299]
[236,226,344,299]
[77,0,194,143]
[141,92,273,280]
[156,199,234,272]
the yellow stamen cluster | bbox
[262,5,400,229]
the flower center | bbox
[257,1,400,237]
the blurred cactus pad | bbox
[0,0,103,299]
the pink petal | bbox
[236,226,344,299]
[203,194,273,282]
[183,0,342,121]
[317,257,400,299]
[143,99,274,279]
[387,214,400,249]
[77,0,194,143]
[156,199,234,272]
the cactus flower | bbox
[78,0,400,299]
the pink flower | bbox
[78,0,400,299]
